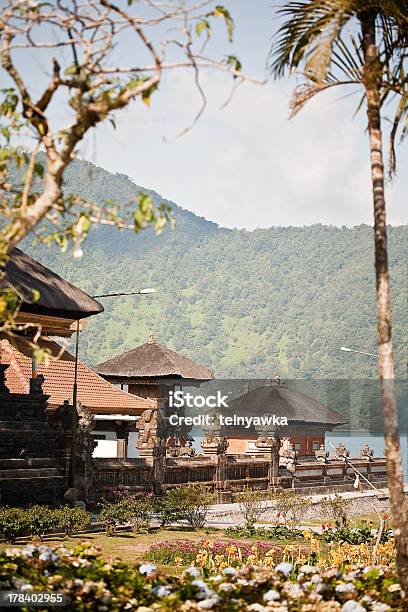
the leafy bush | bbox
[163,484,211,529]
[318,494,350,528]
[225,524,304,542]
[98,500,129,536]
[238,487,267,530]
[270,490,309,526]
[25,506,58,540]
[0,543,403,610]
[54,506,90,537]
[0,507,28,543]
[121,495,154,533]
[319,524,392,545]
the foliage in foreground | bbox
[0,542,404,611]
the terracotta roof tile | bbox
[0,339,153,415]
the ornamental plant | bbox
[54,506,90,538]
[0,542,404,610]
[0,507,28,543]
[24,506,58,541]
[164,484,212,529]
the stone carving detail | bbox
[202,434,225,455]
[137,408,165,453]
[29,374,45,394]
[315,444,330,463]
[280,442,297,474]
[360,443,374,461]
[335,442,350,461]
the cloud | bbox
[83,67,406,229]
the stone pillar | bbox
[255,434,281,490]
[215,436,229,501]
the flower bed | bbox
[0,543,404,611]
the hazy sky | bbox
[29,1,408,229]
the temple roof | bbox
[96,335,214,382]
[223,381,348,428]
[0,337,154,415]
[1,248,103,320]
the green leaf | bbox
[34,162,44,178]
[195,19,211,38]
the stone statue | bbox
[29,374,45,394]
[360,443,374,461]
[335,442,350,461]
[315,444,330,463]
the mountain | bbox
[23,158,407,381]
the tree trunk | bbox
[361,11,408,593]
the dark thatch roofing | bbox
[96,335,214,382]
[1,248,103,319]
[225,382,348,427]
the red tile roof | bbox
[0,338,154,415]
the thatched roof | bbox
[96,335,214,382]
[225,382,347,427]
[1,248,103,319]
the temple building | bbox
[96,335,213,457]
[1,248,103,338]
[0,337,153,458]
[203,378,348,457]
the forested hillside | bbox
[24,159,407,380]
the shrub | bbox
[225,524,304,542]
[270,490,309,526]
[318,493,350,528]
[121,495,154,533]
[25,506,58,540]
[0,507,28,543]
[54,506,90,537]
[238,487,267,531]
[98,501,129,536]
[164,484,211,529]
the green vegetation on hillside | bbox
[24,159,406,381]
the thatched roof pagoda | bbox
[227,381,347,428]
[205,379,347,456]
[96,335,213,387]
[1,249,103,335]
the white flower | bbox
[185,567,201,578]
[275,562,292,575]
[263,589,280,602]
[247,605,268,612]
[284,583,303,598]
[152,585,172,597]
[299,564,317,574]
[223,567,238,576]
[387,584,401,593]
[197,595,221,609]
[5,548,21,558]
[335,583,356,594]
[341,602,365,612]
[218,583,235,592]
[139,563,156,576]
[237,578,249,586]
[371,604,390,612]
[22,545,36,558]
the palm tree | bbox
[270,0,408,589]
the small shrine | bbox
[203,377,348,457]
[96,335,214,459]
